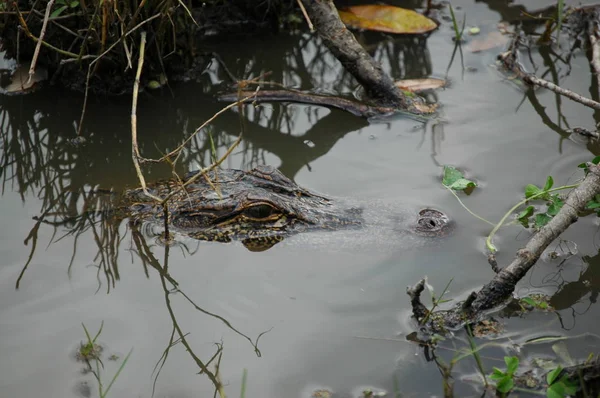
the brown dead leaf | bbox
[466,31,509,53]
[395,78,446,92]
[339,5,437,35]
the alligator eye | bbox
[243,204,278,219]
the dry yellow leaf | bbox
[339,5,437,35]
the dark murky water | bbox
[2,1,600,397]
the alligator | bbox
[120,165,451,251]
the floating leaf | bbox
[466,31,509,53]
[442,165,477,191]
[395,77,446,92]
[339,5,437,35]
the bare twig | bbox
[130,31,161,202]
[156,92,258,163]
[296,0,314,32]
[499,37,600,110]
[589,21,600,92]
[77,12,162,136]
[27,0,54,84]
[16,6,79,59]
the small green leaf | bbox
[449,178,476,191]
[442,166,476,191]
[496,376,514,393]
[543,176,554,191]
[51,5,67,17]
[535,213,552,228]
[505,356,519,375]
[525,184,542,198]
[562,377,578,395]
[547,385,563,398]
[547,366,563,385]
[442,166,464,187]
[593,156,600,165]
[69,0,80,7]
[490,368,506,380]
[587,200,600,209]
[518,206,534,220]
[547,200,564,216]
[521,297,536,306]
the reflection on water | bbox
[2,2,600,396]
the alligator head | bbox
[122,165,363,251]
[121,165,451,251]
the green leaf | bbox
[496,376,514,393]
[593,156,600,165]
[521,297,536,306]
[490,368,506,380]
[51,5,67,17]
[505,356,519,375]
[442,166,476,191]
[518,206,534,220]
[442,166,464,187]
[535,213,552,228]
[547,386,562,398]
[546,366,563,385]
[525,184,542,199]
[562,377,578,395]
[587,200,600,209]
[69,0,80,7]
[547,200,564,216]
[543,176,554,191]
[449,178,476,191]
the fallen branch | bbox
[299,0,429,113]
[499,35,600,111]
[218,89,397,118]
[409,163,600,329]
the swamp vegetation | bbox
[3,0,600,397]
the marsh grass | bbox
[79,322,133,398]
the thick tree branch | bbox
[299,0,428,113]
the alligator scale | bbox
[121,165,450,251]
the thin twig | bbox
[16,5,79,59]
[499,37,600,110]
[589,21,600,92]
[130,31,161,202]
[77,12,162,136]
[297,0,314,32]
[155,92,257,163]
